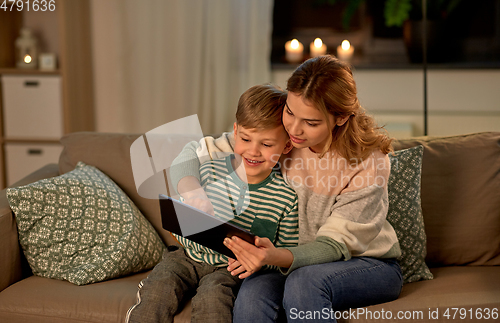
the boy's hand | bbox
[182,190,215,216]
[227,258,248,277]
[178,176,215,215]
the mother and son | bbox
[127,55,403,323]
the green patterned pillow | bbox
[387,145,433,284]
[7,161,165,285]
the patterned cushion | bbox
[387,145,433,284]
[7,161,165,285]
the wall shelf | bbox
[0,0,95,188]
[0,68,61,75]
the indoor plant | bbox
[326,0,467,62]
[383,0,464,27]
[326,0,466,29]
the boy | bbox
[126,84,299,323]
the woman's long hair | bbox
[287,55,392,161]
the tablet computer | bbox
[159,194,256,258]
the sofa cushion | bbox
[387,145,433,284]
[0,271,149,323]
[393,132,500,266]
[59,132,178,247]
[6,162,165,285]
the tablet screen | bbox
[159,194,255,258]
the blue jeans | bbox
[233,257,402,323]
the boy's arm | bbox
[170,141,204,192]
[274,196,299,249]
[177,176,215,215]
[169,132,235,196]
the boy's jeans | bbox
[233,257,402,323]
[126,246,241,323]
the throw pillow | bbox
[387,145,433,284]
[7,161,166,285]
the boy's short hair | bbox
[236,84,287,130]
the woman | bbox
[172,55,403,322]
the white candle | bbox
[285,39,304,63]
[310,38,327,58]
[337,40,354,61]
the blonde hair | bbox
[236,84,287,130]
[287,55,392,160]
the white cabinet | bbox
[1,75,63,139]
[426,70,500,136]
[4,143,63,186]
[0,74,64,186]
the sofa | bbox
[0,131,499,323]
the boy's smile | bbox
[232,123,292,184]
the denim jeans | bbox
[233,257,402,323]
[126,246,241,323]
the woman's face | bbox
[282,92,334,153]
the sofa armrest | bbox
[0,164,60,293]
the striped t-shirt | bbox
[174,155,299,267]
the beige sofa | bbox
[0,131,499,323]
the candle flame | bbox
[24,55,32,64]
[291,39,299,50]
[314,38,323,48]
[341,40,350,51]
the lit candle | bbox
[337,40,354,61]
[310,38,327,58]
[285,39,304,63]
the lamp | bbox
[15,28,38,69]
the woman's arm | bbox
[224,235,346,277]
[226,154,396,275]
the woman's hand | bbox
[224,236,293,279]
[224,236,272,278]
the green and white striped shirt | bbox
[174,155,299,267]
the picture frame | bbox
[39,53,57,71]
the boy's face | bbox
[233,123,292,184]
